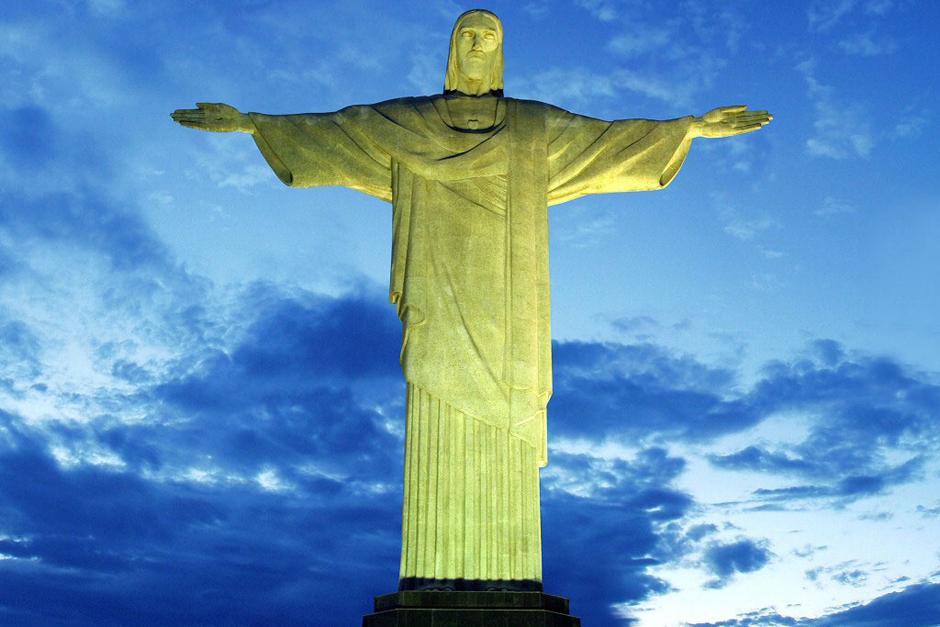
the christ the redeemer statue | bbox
[173,9,770,595]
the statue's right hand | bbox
[171,102,252,133]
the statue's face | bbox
[454,13,500,85]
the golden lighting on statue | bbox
[172,8,771,623]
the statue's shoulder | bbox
[371,95,439,113]
[504,97,570,118]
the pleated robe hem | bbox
[399,383,543,591]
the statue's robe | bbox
[248,95,692,589]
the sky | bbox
[0,0,939,625]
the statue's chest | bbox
[445,99,503,130]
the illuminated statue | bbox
[172,9,771,594]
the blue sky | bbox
[1,0,938,625]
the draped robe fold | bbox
[248,96,693,587]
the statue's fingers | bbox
[719,104,748,114]
[736,114,772,125]
[175,119,205,129]
[731,112,765,121]
[732,123,764,134]
[732,113,771,125]
[735,110,769,118]
[730,120,770,129]
[172,112,206,123]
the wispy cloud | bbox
[522,1,551,20]
[719,207,780,241]
[607,28,672,58]
[575,0,621,22]
[814,196,858,217]
[838,31,897,56]
[86,0,126,17]
[798,59,874,159]
[560,2,743,110]
[891,106,929,139]
[612,315,660,334]
[514,68,615,109]
[808,0,859,32]
[808,0,902,31]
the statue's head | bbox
[444,9,504,97]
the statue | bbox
[173,7,770,602]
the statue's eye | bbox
[484,32,495,40]
[461,31,473,38]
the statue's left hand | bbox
[693,105,772,138]
[171,102,254,133]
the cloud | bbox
[514,68,615,110]
[607,28,672,58]
[407,46,443,94]
[0,137,408,624]
[551,334,939,507]
[797,59,873,160]
[691,581,940,626]
[838,32,897,56]
[522,1,552,20]
[891,107,929,139]
[832,569,868,586]
[743,457,923,504]
[535,3,741,111]
[814,196,857,217]
[0,414,401,627]
[807,582,940,626]
[710,344,937,505]
[541,447,694,624]
[611,68,708,108]
[550,339,750,445]
[688,610,800,627]
[808,0,903,31]
[552,205,618,248]
[2,231,937,626]
[719,209,780,241]
[807,0,859,31]
[611,315,659,334]
[575,0,621,22]
[702,538,773,589]
[0,281,409,625]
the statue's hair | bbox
[444,9,504,96]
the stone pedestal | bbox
[362,590,581,626]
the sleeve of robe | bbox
[546,106,695,206]
[247,106,394,202]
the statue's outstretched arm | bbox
[171,102,255,134]
[691,105,772,138]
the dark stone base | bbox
[362,590,581,626]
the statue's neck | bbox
[443,94,503,130]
